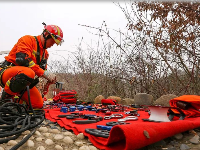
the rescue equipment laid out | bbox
[44,95,200,150]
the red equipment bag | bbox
[59,90,77,95]
[101,99,117,105]
[53,90,77,104]
[60,98,77,103]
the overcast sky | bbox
[0,1,128,61]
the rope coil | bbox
[0,86,45,150]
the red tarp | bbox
[44,107,200,150]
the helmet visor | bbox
[51,34,64,46]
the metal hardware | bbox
[118,116,138,122]
[104,114,123,120]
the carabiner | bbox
[118,116,138,122]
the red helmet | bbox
[44,24,64,46]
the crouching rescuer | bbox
[0,22,64,108]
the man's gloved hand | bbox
[42,70,57,84]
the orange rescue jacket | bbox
[5,35,49,77]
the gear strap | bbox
[34,36,40,65]
[34,36,46,69]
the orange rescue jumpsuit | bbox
[1,35,49,108]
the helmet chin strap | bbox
[42,30,52,49]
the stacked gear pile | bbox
[53,90,77,104]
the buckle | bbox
[104,114,123,120]
[118,116,138,122]
[106,121,130,126]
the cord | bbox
[0,86,45,149]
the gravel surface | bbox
[140,128,200,150]
[0,119,99,150]
[1,119,200,150]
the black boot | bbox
[0,90,13,105]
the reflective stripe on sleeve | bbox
[29,61,35,68]
[6,80,10,87]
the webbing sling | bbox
[34,36,40,65]
[33,36,45,66]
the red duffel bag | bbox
[53,90,77,104]
[101,99,117,105]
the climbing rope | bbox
[0,86,45,150]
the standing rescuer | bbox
[0,22,64,108]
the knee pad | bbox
[9,73,34,93]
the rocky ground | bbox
[0,119,99,150]
[1,118,200,150]
[140,128,200,150]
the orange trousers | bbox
[1,66,43,108]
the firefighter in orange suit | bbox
[0,22,64,108]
